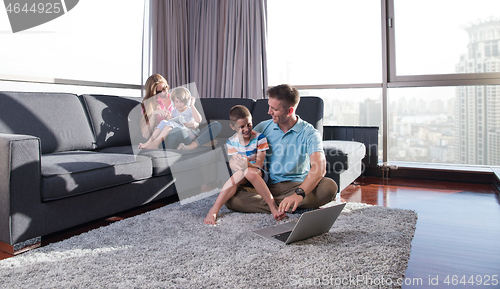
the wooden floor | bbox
[2,177,499,288]
[342,177,500,288]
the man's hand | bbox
[278,151,325,213]
[279,193,304,213]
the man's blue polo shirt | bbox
[254,116,323,184]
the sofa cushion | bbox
[295,97,324,134]
[41,151,152,201]
[98,145,228,201]
[99,145,222,177]
[0,92,96,154]
[199,98,255,139]
[251,99,271,126]
[80,94,143,150]
[323,140,366,173]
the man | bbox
[225,84,337,214]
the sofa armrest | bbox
[0,133,41,245]
[323,140,366,193]
[323,140,366,172]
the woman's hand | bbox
[155,108,171,119]
[184,121,199,129]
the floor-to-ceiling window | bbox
[0,0,144,96]
[267,0,384,160]
[388,0,500,167]
[267,0,382,86]
[267,0,500,168]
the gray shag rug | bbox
[0,191,417,288]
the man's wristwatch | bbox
[295,188,306,199]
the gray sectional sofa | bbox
[0,92,365,249]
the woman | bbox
[140,74,221,150]
[140,74,173,139]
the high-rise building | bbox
[455,17,500,165]
[359,98,381,127]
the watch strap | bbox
[295,188,306,199]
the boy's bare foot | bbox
[270,203,286,221]
[271,208,286,221]
[204,212,217,225]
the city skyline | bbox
[455,18,500,166]
[310,17,500,166]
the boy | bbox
[204,105,285,225]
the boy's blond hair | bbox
[171,87,191,104]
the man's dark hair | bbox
[229,105,251,124]
[266,84,300,109]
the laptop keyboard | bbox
[271,231,292,242]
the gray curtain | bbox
[148,0,268,99]
[150,0,190,88]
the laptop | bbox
[253,202,346,244]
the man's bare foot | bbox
[204,212,217,225]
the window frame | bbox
[386,0,500,87]
[278,0,500,165]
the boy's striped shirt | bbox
[226,131,269,163]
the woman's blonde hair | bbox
[142,74,169,125]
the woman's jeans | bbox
[164,121,222,149]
